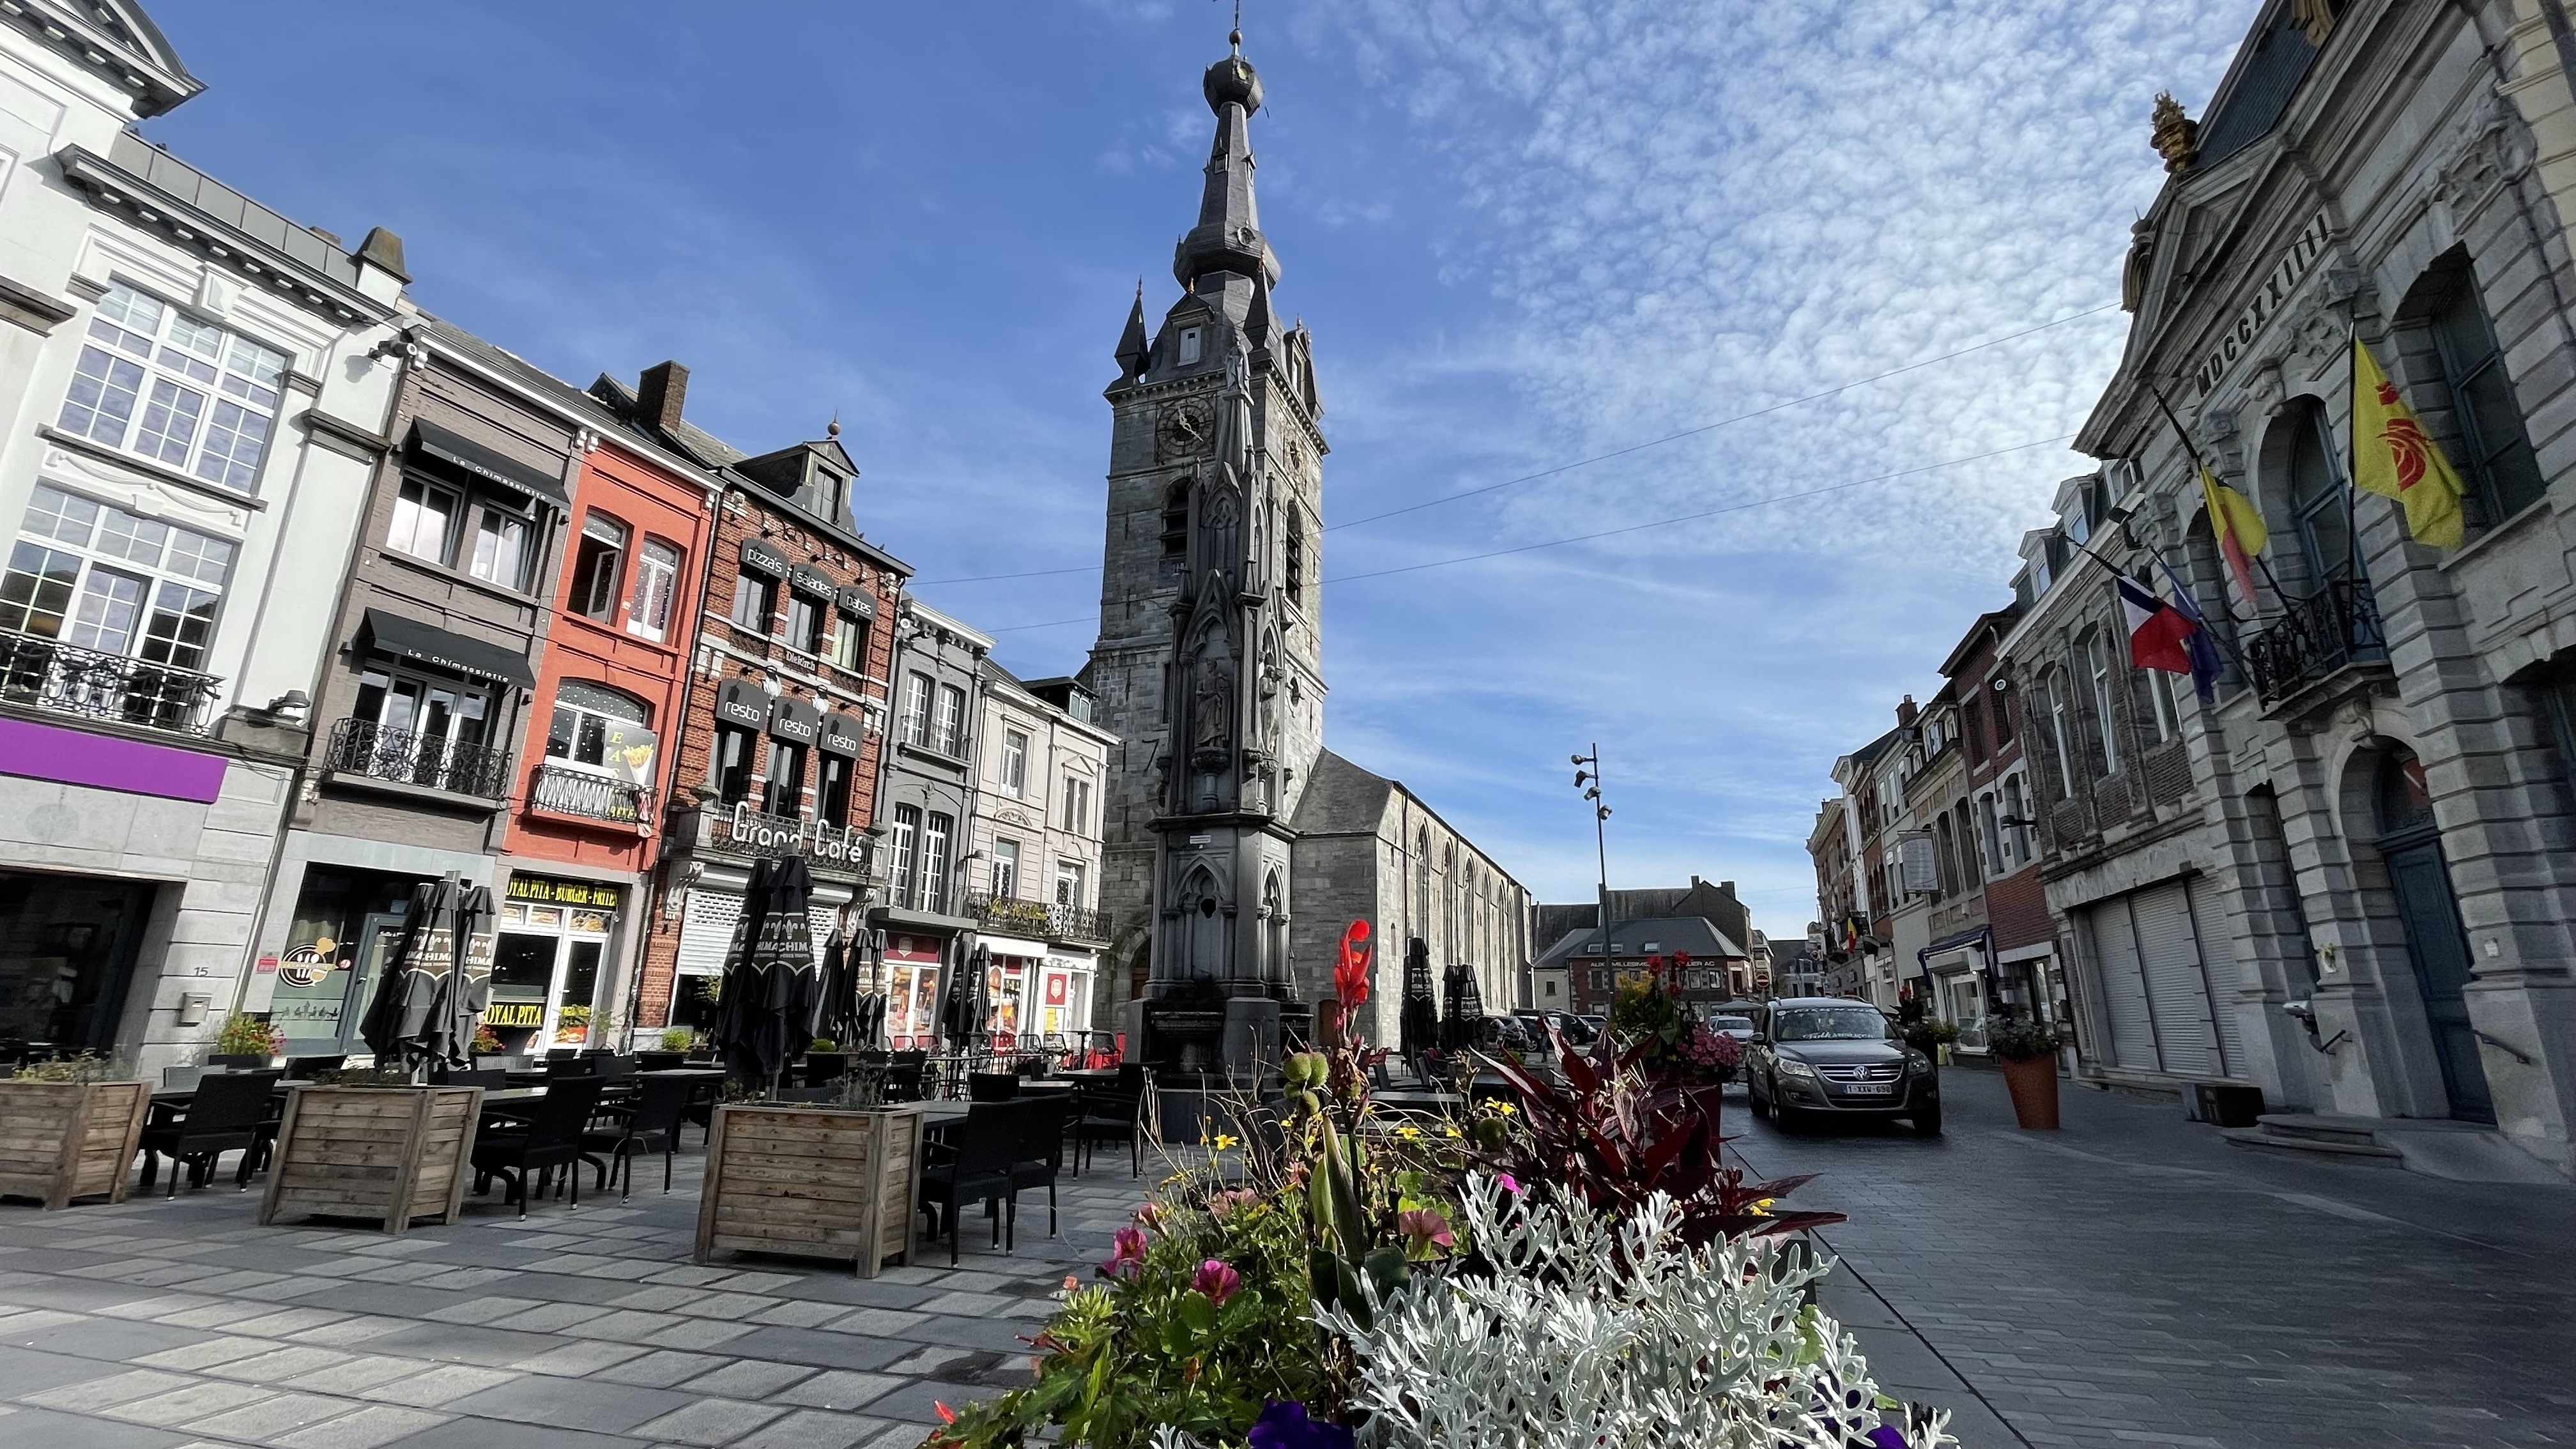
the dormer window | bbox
[1178,327,1204,366]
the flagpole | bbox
[2067,535,2252,682]
[2144,380,2296,608]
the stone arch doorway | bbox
[2370,747,2493,1123]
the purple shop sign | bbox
[0,717,227,804]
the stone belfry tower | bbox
[1080,27,1328,1055]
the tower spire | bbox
[1175,31,1275,292]
[1114,277,1149,380]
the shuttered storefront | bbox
[2080,878,2242,1080]
[676,887,742,977]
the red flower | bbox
[1333,920,1374,1015]
[1192,1258,1242,1307]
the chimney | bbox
[1721,880,1735,893]
[638,360,689,434]
[1896,694,1919,728]
[1690,875,1702,888]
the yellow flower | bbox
[1492,1101,1517,1117]
[1747,1198,1775,1217]
[1395,1124,1423,1141]
[1443,1124,1464,1139]
[1214,1133,1241,1151]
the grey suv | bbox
[1746,998,1940,1135]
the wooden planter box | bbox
[258,1085,484,1234]
[695,1103,923,1277]
[0,1080,150,1209]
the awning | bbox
[408,420,567,507]
[357,609,534,689]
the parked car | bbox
[1745,997,1940,1135]
[1702,1010,1756,1046]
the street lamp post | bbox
[1572,746,1613,1007]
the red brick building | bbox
[586,364,912,1037]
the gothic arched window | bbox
[1285,507,1305,599]
[1161,480,1190,558]
[1413,827,1431,945]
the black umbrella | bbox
[854,931,887,1048]
[360,874,491,1077]
[1439,960,1485,1050]
[939,941,982,1046]
[814,928,862,1052]
[1399,937,1439,1056]
[712,857,823,1091]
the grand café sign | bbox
[2192,211,2333,395]
[719,801,866,866]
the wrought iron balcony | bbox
[963,889,1112,946]
[0,627,220,736]
[2243,576,2386,706]
[325,717,510,797]
[528,762,652,826]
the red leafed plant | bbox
[1479,1026,1844,1250]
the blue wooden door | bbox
[2382,838,2494,1123]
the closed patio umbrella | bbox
[1399,936,1439,1056]
[712,857,823,1092]
[814,928,862,1051]
[939,942,982,1046]
[360,874,491,1077]
[1439,960,1484,1050]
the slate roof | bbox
[2195,1,2321,170]
[1288,749,1396,836]
[1532,915,1747,972]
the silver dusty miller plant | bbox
[1312,1175,1956,1449]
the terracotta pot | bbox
[1999,1054,2060,1130]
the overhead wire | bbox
[979,429,2079,630]
[906,300,2120,586]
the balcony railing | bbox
[325,717,510,797]
[0,627,220,736]
[528,762,652,825]
[2244,576,2386,706]
[964,889,1113,946]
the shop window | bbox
[785,590,825,656]
[922,811,954,914]
[889,805,922,905]
[1,484,233,671]
[56,282,285,493]
[627,537,681,641]
[732,569,776,632]
[762,737,807,816]
[831,611,868,670]
[992,838,1020,897]
[1000,729,1028,795]
[0,870,156,1055]
[712,723,757,805]
[818,751,855,826]
[571,514,627,620]
[2423,263,2547,523]
[270,866,424,1055]
[935,683,967,756]
[900,671,932,746]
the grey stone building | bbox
[2007,0,2576,1174]
[1078,31,1529,1057]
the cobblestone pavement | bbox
[0,1131,1171,1449]
[1730,1065,2576,1449]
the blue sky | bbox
[149,1,2251,940]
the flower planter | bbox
[257,1085,484,1233]
[694,1103,924,1277]
[1999,1054,2060,1130]
[0,1080,151,1208]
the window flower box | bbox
[694,1103,923,1278]
[257,1084,484,1234]
[0,1080,151,1208]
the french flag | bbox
[2119,574,2199,676]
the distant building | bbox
[1536,916,1749,1019]
[961,663,1116,1046]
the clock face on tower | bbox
[1159,401,1211,459]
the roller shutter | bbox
[2083,899,2159,1071]
[676,888,742,976]
[2186,878,2248,1078]
[2132,881,2221,1078]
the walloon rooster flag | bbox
[2119,574,2223,701]
[2352,337,2467,549]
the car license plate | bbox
[1839,1082,1894,1096]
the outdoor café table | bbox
[1059,1068,1122,1084]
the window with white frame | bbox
[900,671,931,746]
[1000,728,1028,795]
[1977,791,2004,876]
[544,679,650,775]
[921,811,954,913]
[933,682,966,756]
[0,485,234,670]
[388,478,459,566]
[57,283,286,493]
[1055,858,1085,907]
[2085,629,2119,775]
[830,611,867,670]
[2002,774,2031,864]
[467,500,533,590]
[571,514,626,620]
[1061,772,1092,836]
[991,838,1020,898]
[626,538,681,641]
[889,805,921,905]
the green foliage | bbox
[213,1013,281,1058]
[811,1038,838,1053]
[14,1052,109,1083]
[473,1024,505,1056]
[1986,1015,2066,1061]
[931,1184,1330,1448]
[659,1027,693,1053]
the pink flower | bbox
[1494,1171,1522,1195]
[1131,1201,1167,1232]
[1192,1258,1241,1307]
[1398,1208,1454,1258]
[1208,1188,1257,1220]
[1102,1226,1148,1279]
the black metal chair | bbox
[431,1066,509,1089]
[885,1050,928,1102]
[919,1100,1028,1264]
[136,1071,279,1195]
[543,1056,600,1080]
[1009,1093,1069,1238]
[772,1085,839,1103]
[636,1051,686,1072]
[283,1055,345,1081]
[1071,1081,1148,1178]
[803,1053,848,1087]
[544,1048,579,1061]
[968,1071,1020,1101]
[580,1075,693,1199]
[471,1076,608,1218]
[204,1054,270,1070]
